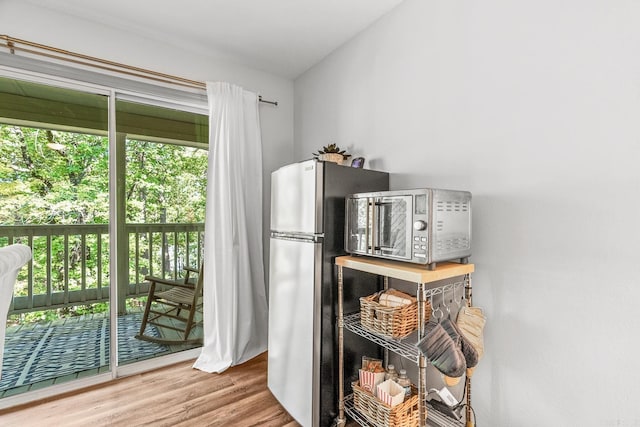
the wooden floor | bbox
[0,352,300,427]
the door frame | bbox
[0,65,207,410]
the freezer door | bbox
[268,237,321,427]
[270,160,322,234]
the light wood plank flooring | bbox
[0,352,300,427]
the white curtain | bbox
[193,82,268,373]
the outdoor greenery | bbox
[0,123,208,323]
[0,127,109,225]
[0,126,207,225]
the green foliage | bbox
[0,126,109,224]
[1,125,207,226]
[1,123,207,319]
[10,310,61,325]
[125,139,207,223]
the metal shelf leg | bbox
[336,265,346,427]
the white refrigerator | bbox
[267,159,388,427]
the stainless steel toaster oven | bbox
[345,188,472,269]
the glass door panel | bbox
[0,76,110,397]
[346,197,371,254]
[115,99,208,365]
[0,75,209,400]
[377,196,412,260]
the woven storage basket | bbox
[352,381,421,427]
[360,291,431,339]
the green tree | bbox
[0,126,109,224]
[1,124,207,313]
[125,139,207,224]
[1,125,207,225]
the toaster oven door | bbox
[375,195,413,260]
[346,196,372,254]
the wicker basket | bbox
[359,291,431,339]
[352,381,422,427]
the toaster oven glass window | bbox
[377,196,412,259]
[346,197,371,253]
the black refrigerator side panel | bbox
[319,163,389,427]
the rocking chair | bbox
[135,264,203,345]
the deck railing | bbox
[0,223,204,314]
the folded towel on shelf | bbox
[378,288,415,307]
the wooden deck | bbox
[1,308,202,398]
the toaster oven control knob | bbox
[413,220,427,231]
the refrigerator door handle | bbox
[271,232,322,243]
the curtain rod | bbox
[0,34,278,106]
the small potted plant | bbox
[313,143,351,165]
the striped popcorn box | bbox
[358,369,385,394]
[376,379,405,407]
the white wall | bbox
[295,0,640,425]
[0,0,295,274]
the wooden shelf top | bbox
[335,255,474,284]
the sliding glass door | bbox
[115,98,208,365]
[0,75,208,400]
[0,76,111,396]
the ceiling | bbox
[24,0,405,79]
